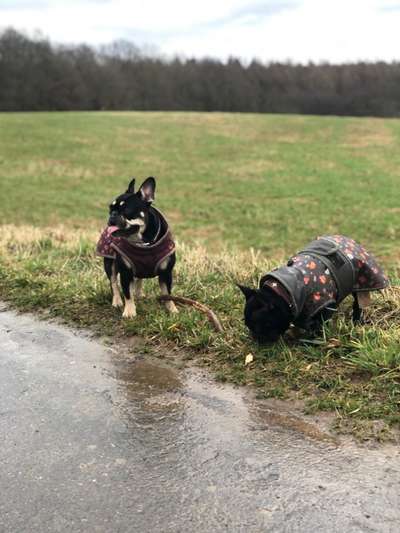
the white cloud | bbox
[1,0,400,63]
[0,0,288,36]
[162,0,400,63]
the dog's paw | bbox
[122,301,137,318]
[122,309,137,319]
[112,294,123,308]
[165,301,178,314]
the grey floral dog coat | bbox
[261,235,389,328]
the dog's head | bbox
[237,284,292,343]
[108,177,155,239]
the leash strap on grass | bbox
[158,295,223,333]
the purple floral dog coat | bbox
[96,208,175,279]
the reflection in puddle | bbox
[113,359,185,428]
[112,357,336,445]
[115,359,182,395]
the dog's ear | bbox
[236,284,256,301]
[138,177,156,203]
[126,177,136,194]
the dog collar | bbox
[262,279,295,313]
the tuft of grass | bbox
[0,224,399,437]
[343,328,400,375]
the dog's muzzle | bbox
[108,211,125,228]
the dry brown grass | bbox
[343,119,394,148]
[0,224,98,249]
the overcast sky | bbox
[1,0,400,63]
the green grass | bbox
[1,111,399,259]
[0,111,399,439]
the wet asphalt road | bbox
[1,308,400,533]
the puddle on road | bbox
[112,358,185,428]
[112,356,336,445]
[115,359,182,395]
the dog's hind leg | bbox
[159,268,178,314]
[352,292,363,323]
[104,258,123,308]
[134,278,144,300]
[120,267,136,318]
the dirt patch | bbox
[249,397,339,445]
[343,120,394,148]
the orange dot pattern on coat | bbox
[290,253,337,318]
[288,235,388,321]
[329,235,389,290]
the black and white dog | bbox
[238,235,389,343]
[97,177,177,318]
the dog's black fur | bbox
[238,283,343,343]
[238,284,293,343]
[104,177,177,318]
[239,286,363,343]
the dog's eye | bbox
[140,211,145,217]
[111,200,117,206]
[119,201,125,206]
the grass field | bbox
[0,111,399,439]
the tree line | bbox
[1,27,400,116]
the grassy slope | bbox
[1,111,399,258]
[0,112,399,439]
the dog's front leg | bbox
[104,258,123,308]
[120,268,136,318]
[308,306,336,336]
[111,262,123,308]
[158,269,178,314]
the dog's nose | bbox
[108,211,120,225]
